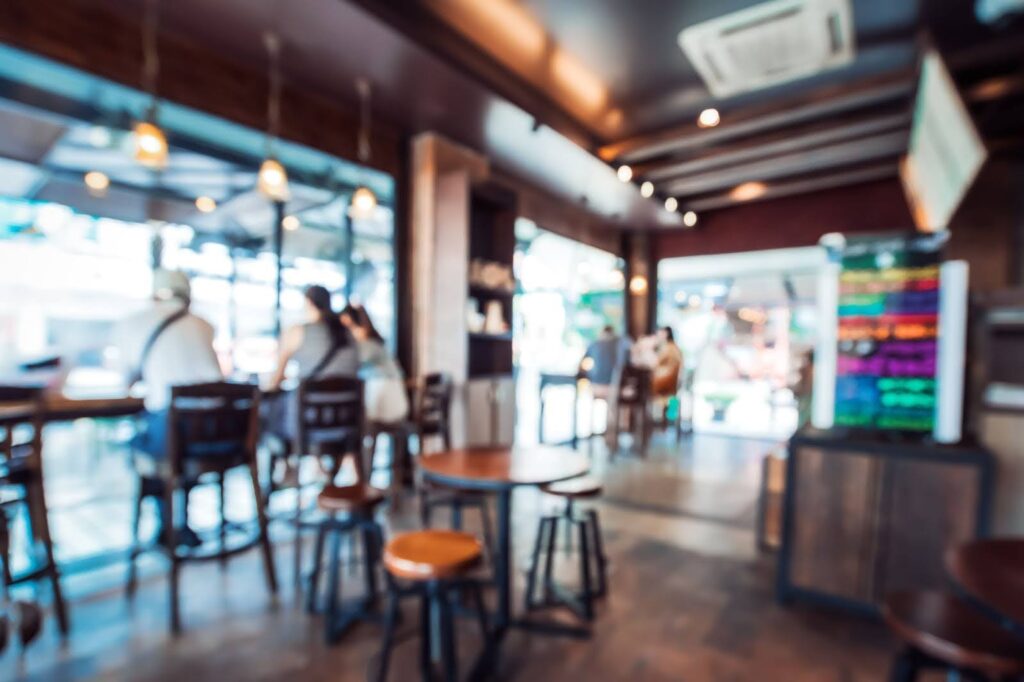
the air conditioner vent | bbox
[679,0,855,98]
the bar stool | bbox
[376,530,490,682]
[524,476,608,622]
[882,591,1024,681]
[306,482,386,642]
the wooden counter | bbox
[776,428,993,616]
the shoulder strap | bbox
[130,307,188,386]
[309,336,344,379]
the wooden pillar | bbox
[623,232,655,339]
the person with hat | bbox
[113,269,222,548]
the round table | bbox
[420,445,590,676]
[947,538,1024,634]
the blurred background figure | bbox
[579,324,631,400]
[341,303,408,424]
[270,285,357,391]
[114,269,221,548]
[652,326,683,399]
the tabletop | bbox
[420,446,590,491]
[0,395,144,426]
[946,538,1024,630]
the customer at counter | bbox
[114,269,222,548]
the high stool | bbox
[376,530,489,682]
[882,591,1024,681]
[307,483,386,643]
[524,476,608,621]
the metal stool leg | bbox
[577,517,594,621]
[524,516,552,610]
[587,509,608,598]
[542,514,559,601]
[306,521,328,613]
[324,524,344,643]
[375,576,401,682]
[437,583,457,682]
[419,586,433,682]
[889,646,920,682]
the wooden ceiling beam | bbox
[600,74,915,165]
[659,130,907,197]
[638,111,911,183]
[683,163,899,212]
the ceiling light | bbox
[629,275,648,295]
[195,196,217,213]
[350,186,378,219]
[258,157,290,202]
[282,214,300,231]
[682,210,698,227]
[84,171,110,195]
[698,108,720,128]
[617,165,633,182]
[133,120,168,168]
[731,181,767,201]
[640,181,654,198]
[664,196,678,212]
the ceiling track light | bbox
[698,108,721,128]
[664,196,678,212]
[640,181,654,198]
[617,164,633,182]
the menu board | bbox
[834,234,942,432]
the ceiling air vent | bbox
[678,0,855,98]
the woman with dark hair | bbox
[341,303,408,423]
[270,285,358,389]
[652,325,683,398]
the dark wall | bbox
[653,178,915,260]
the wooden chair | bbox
[525,476,608,622]
[0,386,69,635]
[882,591,1024,681]
[291,376,365,589]
[375,530,490,682]
[608,364,652,455]
[127,382,277,633]
[415,375,496,560]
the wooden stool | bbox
[883,591,1024,681]
[307,483,386,643]
[525,476,608,621]
[376,530,489,682]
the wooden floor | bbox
[4,433,904,681]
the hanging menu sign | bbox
[834,233,944,432]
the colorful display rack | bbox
[834,235,942,432]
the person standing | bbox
[115,269,222,548]
[580,324,631,400]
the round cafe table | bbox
[420,445,591,677]
[947,538,1024,635]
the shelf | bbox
[469,284,515,300]
[469,331,513,341]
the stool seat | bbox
[883,591,1024,676]
[383,530,482,581]
[317,484,386,513]
[541,476,603,498]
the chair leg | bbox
[888,646,920,682]
[324,525,344,640]
[165,479,181,634]
[126,481,146,597]
[218,473,227,570]
[437,583,457,682]
[247,457,278,595]
[306,522,328,614]
[577,518,594,621]
[542,514,559,600]
[524,517,550,610]
[419,587,433,682]
[23,474,69,635]
[587,509,608,598]
[293,469,304,589]
[478,498,495,563]
[376,577,401,682]
[362,521,380,606]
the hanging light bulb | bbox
[258,157,290,202]
[134,0,168,168]
[259,33,290,202]
[350,78,377,218]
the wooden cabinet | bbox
[777,429,993,615]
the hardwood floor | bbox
[4,433,903,681]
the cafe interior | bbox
[1,0,1023,679]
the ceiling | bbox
[9,0,1024,230]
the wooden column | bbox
[624,232,655,339]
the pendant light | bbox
[133,0,168,168]
[349,78,376,219]
[258,33,290,202]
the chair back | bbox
[0,386,43,474]
[617,364,652,406]
[294,375,364,458]
[414,373,452,447]
[167,382,259,475]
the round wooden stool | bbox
[376,530,489,682]
[525,476,608,621]
[307,484,387,643]
[883,591,1024,681]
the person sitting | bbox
[115,269,222,548]
[341,303,408,424]
[270,285,358,391]
[580,324,631,400]
[652,326,683,399]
